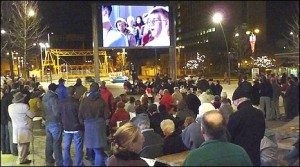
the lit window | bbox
[176,37,180,41]
[178,12,181,17]
[208,28,211,32]
[200,32,202,35]
[178,28,181,33]
[206,39,208,42]
[203,31,206,34]
[212,27,216,32]
[177,4,180,9]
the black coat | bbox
[184,93,201,116]
[239,81,252,98]
[162,130,187,155]
[227,100,265,166]
[251,81,261,105]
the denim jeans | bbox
[45,122,63,166]
[1,124,11,154]
[89,148,107,166]
[63,131,84,166]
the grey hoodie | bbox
[42,90,60,123]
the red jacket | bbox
[99,87,114,113]
[159,93,173,112]
[110,108,130,128]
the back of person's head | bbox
[90,82,99,92]
[67,86,76,96]
[243,75,248,81]
[158,104,167,113]
[137,119,150,131]
[129,96,135,103]
[135,105,145,115]
[102,5,112,16]
[214,95,220,102]
[48,83,58,92]
[100,81,106,87]
[112,123,143,154]
[147,103,158,114]
[163,89,169,94]
[160,119,175,135]
[12,82,20,90]
[201,110,226,139]
[76,78,82,85]
[135,99,141,106]
[117,101,125,109]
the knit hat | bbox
[197,103,215,118]
[12,92,26,103]
[232,87,249,101]
[146,88,152,93]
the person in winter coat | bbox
[1,84,12,154]
[270,77,281,119]
[160,119,187,155]
[78,82,110,166]
[73,78,87,100]
[185,91,201,116]
[251,78,261,106]
[227,87,265,166]
[107,123,148,166]
[159,89,173,112]
[8,92,35,164]
[259,76,273,120]
[110,101,130,128]
[99,81,114,115]
[55,78,67,101]
[42,83,63,166]
[58,86,84,166]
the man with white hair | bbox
[137,119,163,158]
[145,6,170,46]
[160,119,186,155]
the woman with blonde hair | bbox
[107,123,148,166]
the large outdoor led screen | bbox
[99,5,170,48]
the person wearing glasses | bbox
[145,6,170,47]
[102,5,128,47]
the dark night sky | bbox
[38,1,298,48]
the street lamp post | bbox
[39,42,49,81]
[213,13,230,85]
[176,45,185,75]
[47,32,54,48]
[117,48,127,76]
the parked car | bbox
[110,76,128,83]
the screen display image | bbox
[100,5,170,48]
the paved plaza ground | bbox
[1,78,299,166]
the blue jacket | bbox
[55,83,67,101]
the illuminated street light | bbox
[212,12,230,85]
[28,9,35,17]
[1,29,6,34]
[235,33,239,37]
[48,32,54,48]
[176,45,185,74]
[39,42,49,80]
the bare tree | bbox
[231,23,251,67]
[2,1,47,79]
[283,3,299,51]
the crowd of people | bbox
[0,71,299,166]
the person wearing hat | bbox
[42,83,63,166]
[227,87,265,166]
[2,82,20,156]
[55,78,67,101]
[8,92,35,164]
[102,5,128,47]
